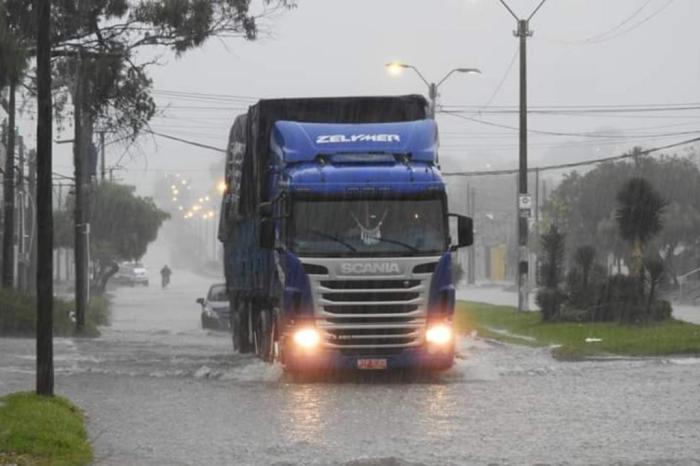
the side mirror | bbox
[259,218,275,250]
[196,298,204,305]
[449,214,473,248]
[458,215,474,247]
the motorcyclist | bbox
[160,265,172,288]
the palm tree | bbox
[615,177,666,294]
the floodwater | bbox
[1,270,700,465]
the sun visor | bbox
[271,120,438,164]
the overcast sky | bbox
[24,0,700,198]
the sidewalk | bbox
[456,283,700,325]
[671,304,700,325]
[456,282,537,310]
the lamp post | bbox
[385,62,481,119]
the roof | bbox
[270,120,438,164]
[286,162,444,195]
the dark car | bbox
[197,283,230,330]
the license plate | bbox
[357,358,387,370]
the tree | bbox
[616,177,666,277]
[536,225,566,322]
[0,1,30,288]
[543,153,700,281]
[573,246,595,290]
[89,183,169,294]
[42,0,294,330]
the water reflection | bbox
[283,384,328,442]
[416,383,456,439]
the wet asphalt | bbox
[1,270,700,465]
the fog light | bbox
[426,324,453,345]
[293,327,321,349]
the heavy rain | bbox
[1,1,700,465]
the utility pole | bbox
[99,131,106,182]
[385,62,481,122]
[2,79,17,288]
[498,0,548,312]
[27,151,37,290]
[427,83,437,119]
[73,57,88,333]
[17,136,25,290]
[468,185,476,284]
[36,0,54,396]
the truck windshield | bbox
[291,197,447,257]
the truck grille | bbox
[314,275,429,351]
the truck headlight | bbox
[426,323,453,345]
[293,327,321,349]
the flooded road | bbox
[2,270,700,465]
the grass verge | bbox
[455,300,700,360]
[0,392,92,466]
[0,290,110,337]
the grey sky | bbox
[35,0,700,197]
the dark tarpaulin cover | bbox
[243,95,428,214]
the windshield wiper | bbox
[297,228,357,252]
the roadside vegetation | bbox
[0,290,109,337]
[543,154,700,293]
[455,301,700,359]
[0,392,92,466]
[534,175,675,326]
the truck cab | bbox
[259,119,472,371]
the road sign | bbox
[518,194,532,210]
[519,194,532,218]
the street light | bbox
[217,180,227,194]
[385,62,481,118]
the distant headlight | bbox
[293,327,321,349]
[426,324,453,345]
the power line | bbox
[443,102,700,111]
[144,129,226,154]
[152,89,259,102]
[443,135,700,177]
[555,0,654,44]
[542,0,675,45]
[155,104,248,112]
[440,110,700,139]
[475,46,518,112]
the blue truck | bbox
[218,96,473,373]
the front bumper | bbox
[282,344,454,372]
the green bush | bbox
[0,290,110,337]
[564,263,608,321]
[535,287,566,322]
[596,274,649,323]
[651,299,673,321]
